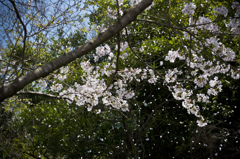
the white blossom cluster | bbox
[189,2,240,35]
[51,83,63,92]
[97,25,107,33]
[107,6,123,19]
[38,79,47,89]
[232,2,240,17]
[164,54,238,127]
[165,68,182,83]
[197,93,209,103]
[182,2,196,15]
[43,43,158,113]
[162,2,240,126]
[164,53,209,126]
[167,81,207,127]
[226,2,240,34]
[213,6,228,17]
[106,0,124,20]
[227,18,240,34]
[165,50,185,63]
[205,37,235,61]
[118,42,128,52]
[183,31,190,40]
[196,17,219,31]
[94,45,112,62]
[232,2,240,10]
[61,64,157,112]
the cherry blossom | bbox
[197,93,210,103]
[226,18,240,34]
[232,2,240,10]
[60,66,69,74]
[194,75,208,88]
[196,17,214,31]
[182,2,196,15]
[107,6,123,20]
[165,50,185,63]
[214,6,228,17]
[38,79,47,89]
[209,77,220,87]
[165,68,181,83]
[50,83,63,92]
[197,118,208,127]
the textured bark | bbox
[0,0,153,102]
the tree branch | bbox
[16,91,72,101]
[9,0,27,74]
[0,0,153,102]
[136,19,188,32]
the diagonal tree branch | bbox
[0,0,153,102]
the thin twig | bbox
[16,91,72,102]
[9,0,27,74]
